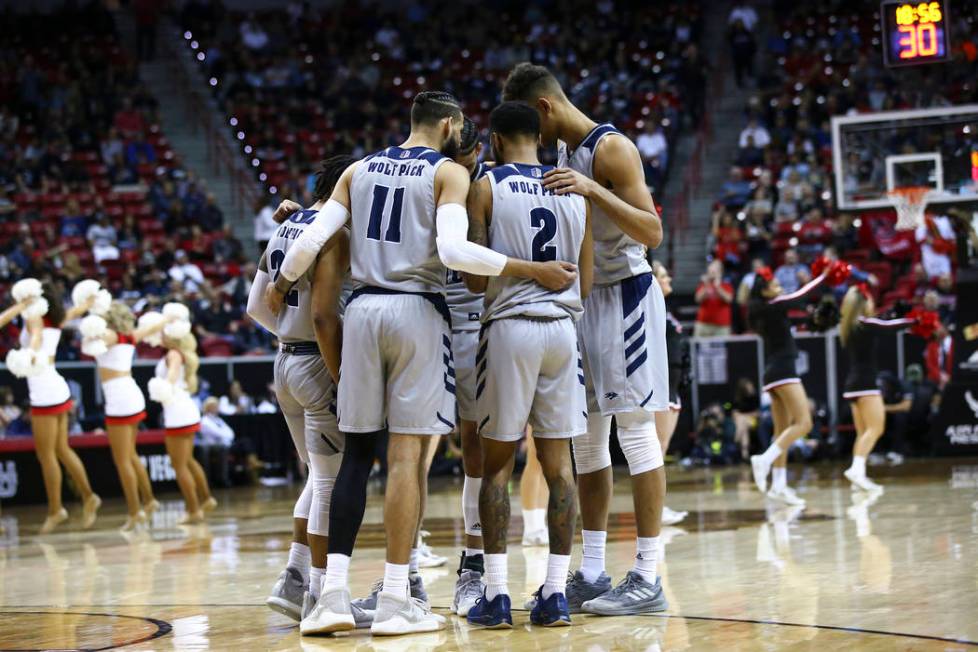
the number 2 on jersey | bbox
[268,249,300,308]
[367,184,404,243]
[529,207,557,262]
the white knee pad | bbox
[293,471,313,519]
[462,475,482,537]
[307,453,338,536]
[572,413,613,474]
[616,410,663,475]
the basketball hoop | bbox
[887,186,936,231]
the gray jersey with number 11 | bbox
[483,163,586,323]
[350,146,449,293]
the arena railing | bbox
[158,23,260,224]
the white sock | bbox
[523,508,545,532]
[632,537,659,583]
[465,547,484,558]
[323,553,350,592]
[409,548,420,575]
[849,455,866,477]
[382,562,410,598]
[772,467,787,492]
[579,529,607,582]
[288,542,311,583]
[485,553,508,600]
[309,566,324,600]
[541,553,571,599]
[759,443,782,466]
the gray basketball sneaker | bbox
[266,567,306,621]
[300,587,356,635]
[352,574,428,615]
[524,570,612,614]
[581,571,668,616]
[452,569,484,616]
[371,592,446,636]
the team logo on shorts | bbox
[604,392,619,401]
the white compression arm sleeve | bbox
[435,203,507,276]
[246,269,277,334]
[279,199,350,283]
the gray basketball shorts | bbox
[452,328,479,423]
[274,350,344,463]
[579,272,669,416]
[476,317,587,442]
[338,293,455,435]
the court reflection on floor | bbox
[0,460,976,651]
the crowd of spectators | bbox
[0,3,271,360]
[178,0,708,209]
[701,0,978,336]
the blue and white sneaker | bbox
[529,587,571,627]
[524,570,612,614]
[466,590,513,629]
[581,571,668,616]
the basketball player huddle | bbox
[254,63,675,636]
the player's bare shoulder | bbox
[591,131,643,187]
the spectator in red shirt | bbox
[712,207,744,268]
[797,207,833,257]
[695,260,735,337]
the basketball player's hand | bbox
[543,168,596,197]
[264,283,285,315]
[273,199,303,224]
[534,260,578,291]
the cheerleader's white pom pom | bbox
[164,319,191,340]
[79,315,107,339]
[148,377,175,405]
[22,297,49,320]
[71,279,101,306]
[5,348,34,378]
[12,278,43,302]
[162,303,191,322]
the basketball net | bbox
[887,186,936,231]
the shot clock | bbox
[881,1,951,66]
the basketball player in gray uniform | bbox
[463,101,592,629]
[446,117,491,616]
[504,63,670,616]
[264,91,577,636]
[246,156,354,627]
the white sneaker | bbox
[417,532,447,568]
[370,592,445,636]
[844,468,884,493]
[750,455,770,493]
[766,486,806,507]
[661,506,688,526]
[521,528,549,546]
[300,587,356,635]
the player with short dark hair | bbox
[503,62,670,617]
[464,100,592,629]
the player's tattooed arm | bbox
[312,229,350,384]
[543,134,663,249]
[462,176,492,294]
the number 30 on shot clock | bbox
[881,0,951,66]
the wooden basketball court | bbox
[2,460,977,650]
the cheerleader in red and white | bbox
[78,288,168,530]
[147,303,216,524]
[4,279,101,533]
[747,261,845,507]
[837,284,930,493]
